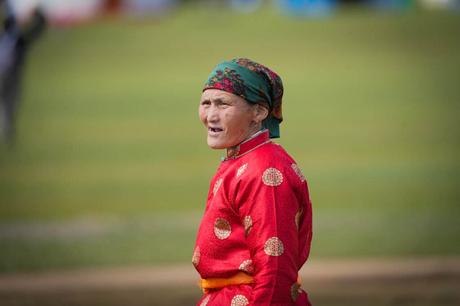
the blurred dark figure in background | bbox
[0,5,46,145]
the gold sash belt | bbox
[199,272,302,294]
[199,272,255,293]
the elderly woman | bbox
[192,58,313,306]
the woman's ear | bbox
[253,104,269,124]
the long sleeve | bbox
[234,163,306,305]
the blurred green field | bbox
[0,6,459,273]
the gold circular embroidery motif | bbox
[264,237,284,256]
[192,246,200,267]
[231,294,249,306]
[243,215,253,236]
[291,163,306,182]
[213,178,223,196]
[200,294,210,306]
[238,259,254,274]
[236,163,248,178]
[262,168,283,186]
[214,218,231,240]
[291,282,301,301]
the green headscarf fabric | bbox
[203,58,284,138]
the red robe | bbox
[193,130,313,306]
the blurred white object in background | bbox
[6,0,40,21]
[40,0,103,25]
[7,0,103,25]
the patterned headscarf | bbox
[203,58,284,138]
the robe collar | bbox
[224,129,271,160]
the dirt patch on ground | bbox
[1,257,459,306]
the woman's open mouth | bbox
[208,127,223,135]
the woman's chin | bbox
[207,135,247,150]
[207,141,225,150]
[207,138,232,150]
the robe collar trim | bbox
[224,129,271,161]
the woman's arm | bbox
[236,165,305,305]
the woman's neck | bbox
[226,128,264,158]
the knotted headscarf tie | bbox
[203,58,284,138]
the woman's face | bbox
[199,89,260,149]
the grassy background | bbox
[0,6,459,273]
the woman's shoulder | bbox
[239,143,298,178]
[248,142,293,163]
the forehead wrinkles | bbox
[213,94,231,102]
[203,92,235,103]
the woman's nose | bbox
[207,105,219,122]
